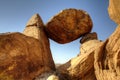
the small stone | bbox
[47,75,59,80]
[80,32,98,44]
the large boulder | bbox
[0,14,55,80]
[108,0,120,24]
[45,8,93,44]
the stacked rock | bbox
[45,8,93,44]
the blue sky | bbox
[0,0,117,63]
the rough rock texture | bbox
[58,36,103,80]
[0,14,55,80]
[80,32,98,44]
[23,14,44,40]
[57,0,120,79]
[108,0,120,24]
[94,25,120,80]
[46,8,93,44]
[23,14,55,70]
[80,32,102,54]
[58,25,120,80]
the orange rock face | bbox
[45,8,93,44]
[0,14,55,80]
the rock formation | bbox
[57,33,103,80]
[108,0,120,24]
[0,14,55,80]
[23,14,55,70]
[23,14,44,40]
[80,32,102,54]
[0,0,120,79]
[45,8,93,44]
[58,24,120,80]
[57,0,120,80]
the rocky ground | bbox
[0,0,120,80]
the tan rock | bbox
[80,32,98,44]
[108,0,120,24]
[57,0,120,80]
[0,14,55,80]
[57,50,97,80]
[23,14,55,70]
[46,8,93,44]
[80,40,102,55]
[58,25,120,80]
[80,32,102,54]
[94,25,120,80]
[23,14,44,40]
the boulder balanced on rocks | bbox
[45,8,93,44]
[0,14,55,80]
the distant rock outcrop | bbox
[0,14,55,80]
[45,8,93,44]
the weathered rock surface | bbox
[57,0,120,79]
[108,0,120,24]
[23,14,55,70]
[57,33,103,80]
[0,14,55,80]
[45,8,93,44]
[23,14,44,40]
[80,32,98,44]
[80,32,102,54]
[58,25,120,80]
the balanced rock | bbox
[0,14,55,80]
[108,0,120,24]
[45,8,93,44]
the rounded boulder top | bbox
[45,8,93,44]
